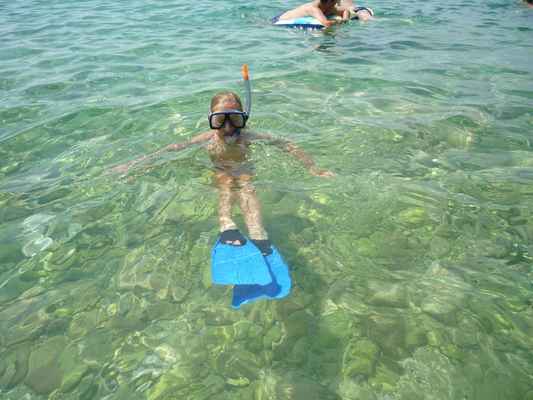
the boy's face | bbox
[212,100,242,143]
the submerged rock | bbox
[22,234,54,257]
[447,129,475,148]
[286,337,309,366]
[355,231,412,261]
[342,338,380,378]
[147,364,223,400]
[284,310,313,340]
[0,242,24,265]
[396,347,472,400]
[79,329,114,365]
[215,349,261,383]
[315,311,355,348]
[404,318,428,351]
[365,314,407,358]
[19,213,56,257]
[68,309,101,339]
[263,324,283,349]
[0,275,36,305]
[21,213,55,234]
[367,281,409,308]
[397,207,430,227]
[0,345,30,390]
[368,362,402,395]
[421,297,460,325]
[75,374,99,400]
[429,236,451,257]
[275,376,337,400]
[58,342,90,393]
[338,379,378,400]
[25,336,67,394]
[48,245,78,270]
[419,262,468,325]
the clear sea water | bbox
[1,0,533,399]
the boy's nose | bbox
[223,120,234,131]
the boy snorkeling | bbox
[273,0,374,27]
[112,66,333,256]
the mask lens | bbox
[229,113,245,128]
[210,113,226,129]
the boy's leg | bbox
[236,174,268,241]
[215,172,242,245]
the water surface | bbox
[1,0,533,399]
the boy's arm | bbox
[111,131,212,174]
[166,131,212,152]
[250,132,334,177]
[333,3,348,19]
[309,6,337,27]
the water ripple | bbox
[1,0,533,399]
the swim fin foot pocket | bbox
[219,229,247,246]
[251,239,273,255]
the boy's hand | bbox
[342,9,350,21]
[310,166,335,178]
[323,20,337,27]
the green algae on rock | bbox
[342,339,380,378]
[24,336,67,394]
[0,345,30,391]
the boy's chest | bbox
[207,139,249,160]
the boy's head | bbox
[209,92,247,142]
[320,0,337,5]
[210,92,243,113]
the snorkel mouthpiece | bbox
[241,64,252,116]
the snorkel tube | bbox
[241,64,252,117]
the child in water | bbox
[274,0,374,27]
[112,79,333,255]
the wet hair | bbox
[320,0,336,4]
[210,92,243,112]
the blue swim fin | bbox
[231,246,292,309]
[211,238,273,285]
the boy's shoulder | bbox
[297,1,320,11]
[307,0,321,9]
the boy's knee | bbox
[237,175,255,190]
[240,182,256,195]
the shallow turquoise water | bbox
[1,0,533,399]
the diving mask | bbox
[208,110,248,130]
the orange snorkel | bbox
[241,64,252,116]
